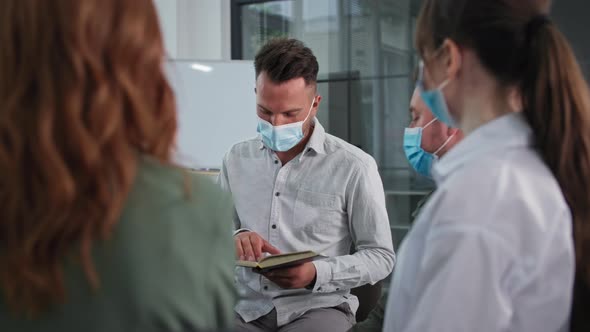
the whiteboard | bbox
[166,60,258,169]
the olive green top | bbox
[0,158,236,332]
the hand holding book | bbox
[234,231,320,289]
[235,251,319,289]
[236,250,320,272]
[261,260,317,289]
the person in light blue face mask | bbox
[350,87,462,332]
[219,38,395,332]
[404,89,463,178]
[416,60,457,128]
[384,1,579,331]
[256,95,316,152]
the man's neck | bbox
[275,125,315,165]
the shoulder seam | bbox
[323,136,374,168]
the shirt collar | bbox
[258,139,265,150]
[258,118,327,155]
[432,112,533,184]
[305,118,327,155]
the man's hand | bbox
[235,231,281,261]
[262,262,317,289]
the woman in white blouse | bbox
[383,0,590,331]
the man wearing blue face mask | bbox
[350,87,463,332]
[219,38,395,332]
[404,88,463,179]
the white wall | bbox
[154,0,178,58]
[154,1,252,169]
[167,60,257,169]
[155,0,231,60]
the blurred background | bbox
[156,0,590,247]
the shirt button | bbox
[264,286,268,290]
[274,160,279,164]
[272,224,277,229]
[275,192,280,197]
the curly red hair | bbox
[0,0,177,316]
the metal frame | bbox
[231,0,282,59]
[230,0,415,152]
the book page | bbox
[235,250,318,270]
[258,251,317,269]
[235,260,259,268]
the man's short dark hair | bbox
[254,38,319,86]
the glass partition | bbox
[232,0,428,246]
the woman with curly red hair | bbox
[0,0,235,331]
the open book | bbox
[236,250,320,272]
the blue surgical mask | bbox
[404,118,454,178]
[257,98,315,152]
[416,60,456,127]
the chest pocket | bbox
[293,189,346,236]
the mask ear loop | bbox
[419,59,452,92]
[422,118,437,130]
[303,97,316,123]
[433,133,456,157]
[275,97,316,129]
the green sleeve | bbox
[205,185,238,326]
